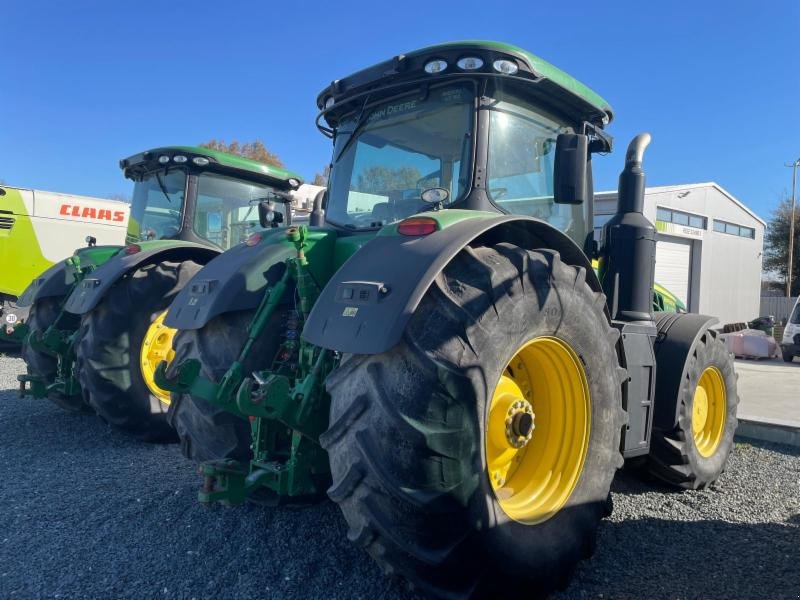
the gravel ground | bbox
[1,353,798,599]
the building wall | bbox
[595,183,765,324]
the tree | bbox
[199,139,284,168]
[312,173,327,186]
[355,166,421,194]
[105,193,130,203]
[763,197,800,295]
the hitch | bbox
[17,374,47,399]
[0,322,29,344]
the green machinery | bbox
[156,42,738,595]
[13,146,301,439]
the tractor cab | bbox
[317,41,613,254]
[120,146,302,249]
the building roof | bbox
[596,182,766,226]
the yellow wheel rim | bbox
[139,310,176,405]
[691,366,726,457]
[486,336,591,524]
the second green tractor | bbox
[15,147,301,440]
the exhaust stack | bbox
[598,133,656,322]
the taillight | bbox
[124,244,141,255]
[397,217,438,236]
[245,232,262,246]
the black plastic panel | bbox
[303,215,602,355]
[164,242,294,330]
[616,321,658,458]
[64,244,219,315]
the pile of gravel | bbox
[1,353,798,598]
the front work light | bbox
[324,96,335,109]
[173,155,188,163]
[158,155,170,164]
[424,59,448,74]
[457,57,483,70]
[192,157,210,166]
[493,59,519,75]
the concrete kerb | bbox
[735,418,800,448]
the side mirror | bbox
[258,201,284,228]
[553,133,588,204]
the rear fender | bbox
[651,311,718,430]
[165,229,338,330]
[64,242,219,314]
[303,215,603,354]
[17,261,71,307]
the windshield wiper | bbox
[335,95,372,162]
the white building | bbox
[291,184,326,211]
[595,183,765,324]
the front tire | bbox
[321,244,626,597]
[21,297,88,412]
[648,330,738,489]
[782,349,794,363]
[75,259,202,442]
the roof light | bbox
[192,156,210,166]
[158,155,170,164]
[493,59,519,75]
[398,216,438,236]
[424,59,448,74]
[324,96,335,109]
[288,178,300,188]
[173,155,187,163]
[124,244,141,255]
[457,57,483,71]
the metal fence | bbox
[760,296,798,323]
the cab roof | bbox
[120,145,303,188]
[318,40,613,126]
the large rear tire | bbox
[75,259,202,442]
[648,330,738,489]
[321,244,626,597]
[166,308,287,462]
[21,297,88,412]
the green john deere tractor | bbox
[14,146,301,440]
[156,41,738,596]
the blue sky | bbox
[1,1,798,221]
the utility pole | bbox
[788,159,800,297]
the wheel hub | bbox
[505,400,535,448]
[140,310,177,406]
[691,366,726,457]
[485,336,591,524]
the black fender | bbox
[17,261,72,307]
[651,311,719,431]
[165,229,339,330]
[164,242,295,330]
[64,244,219,315]
[303,215,603,355]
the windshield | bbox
[326,82,474,230]
[486,86,588,246]
[129,170,186,241]
[195,172,287,250]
